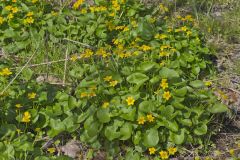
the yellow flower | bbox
[35,128,41,132]
[80,49,93,58]
[123,26,129,32]
[23,17,34,24]
[73,0,85,10]
[109,80,118,87]
[28,92,36,99]
[0,68,12,76]
[137,116,145,125]
[186,31,192,36]
[21,111,31,123]
[146,114,155,122]
[181,26,188,32]
[88,92,96,97]
[15,104,22,109]
[185,15,193,21]
[102,102,110,108]
[80,92,88,98]
[109,12,115,17]
[168,147,177,155]
[104,76,112,82]
[139,45,151,51]
[149,147,156,155]
[81,8,87,14]
[126,96,135,106]
[229,149,235,156]
[204,81,212,87]
[131,21,137,27]
[0,16,4,24]
[7,13,14,20]
[11,7,19,13]
[12,0,17,2]
[27,12,34,17]
[160,79,168,89]
[160,61,165,66]
[159,151,169,159]
[70,54,78,61]
[5,5,13,11]
[32,0,38,3]
[47,147,56,154]
[163,91,171,100]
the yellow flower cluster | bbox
[23,11,34,24]
[137,114,155,125]
[28,92,36,99]
[163,91,171,101]
[0,16,4,24]
[155,34,167,40]
[80,49,93,58]
[102,102,110,108]
[70,54,78,61]
[89,6,107,12]
[111,0,120,11]
[73,0,85,10]
[96,48,110,58]
[180,15,194,22]
[80,92,96,98]
[159,4,169,12]
[148,147,177,158]
[21,111,31,123]
[47,147,56,154]
[0,68,12,76]
[160,79,168,90]
[159,45,176,57]
[204,81,212,87]
[126,96,135,106]
[139,45,151,51]
[15,104,23,109]
[104,76,118,87]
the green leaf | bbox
[169,129,185,144]
[163,120,179,132]
[159,67,179,79]
[150,76,161,84]
[84,116,101,137]
[97,108,111,123]
[0,124,16,141]
[48,119,66,137]
[139,101,155,113]
[189,80,204,88]
[137,62,156,72]
[143,128,159,147]
[104,122,121,141]
[133,131,141,145]
[173,87,188,97]
[137,18,154,40]
[120,108,136,121]
[194,123,207,135]
[127,73,149,85]
[179,118,192,127]
[120,123,132,140]
[208,103,228,113]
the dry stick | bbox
[63,38,94,49]
[0,49,38,95]
[63,47,69,86]
[11,56,81,69]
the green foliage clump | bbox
[0,0,228,159]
